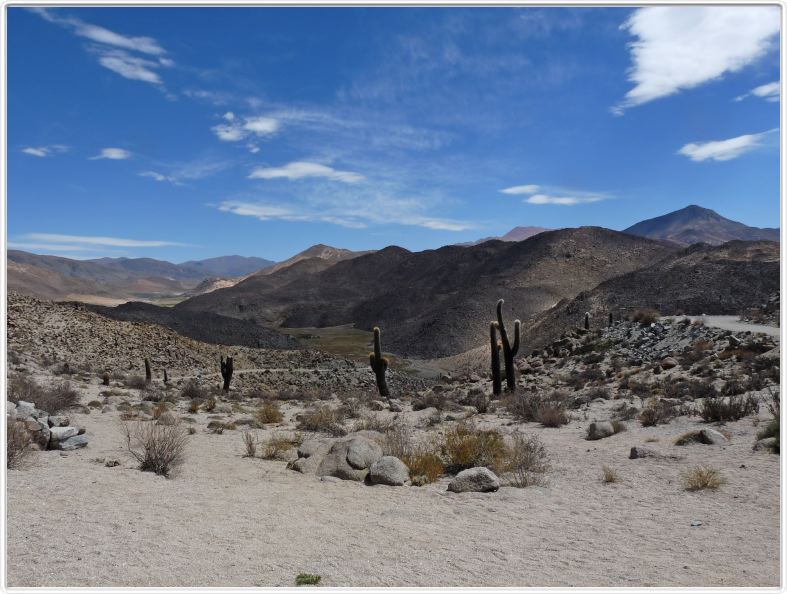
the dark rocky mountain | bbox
[86,301,298,350]
[459,226,552,246]
[259,244,371,276]
[179,255,274,277]
[176,227,677,358]
[624,205,779,245]
[525,240,780,351]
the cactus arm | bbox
[512,320,521,356]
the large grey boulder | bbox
[699,428,729,445]
[16,401,35,418]
[448,467,500,493]
[49,426,79,443]
[586,421,615,441]
[289,439,332,474]
[317,435,383,481]
[369,456,410,486]
[57,435,89,451]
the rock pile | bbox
[7,401,88,451]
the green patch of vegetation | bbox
[295,573,321,586]
[284,325,408,370]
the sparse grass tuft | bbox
[601,465,620,484]
[700,394,759,423]
[295,573,321,586]
[296,406,346,435]
[437,423,508,475]
[402,449,444,486]
[681,465,726,491]
[255,402,284,425]
[122,420,187,477]
[241,429,257,457]
[505,433,550,488]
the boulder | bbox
[753,437,778,452]
[16,401,35,418]
[317,435,383,481]
[369,456,410,486]
[699,428,729,445]
[289,439,333,474]
[57,435,89,451]
[49,426,79,443]
[586,421,615,441]
[629,446,657,459]
[448,467,500,493]
[346,438,383,470]
[47,415,70,428]
[661,357,679,370]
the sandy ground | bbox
[684,316,780,338]
[6,384,780,588]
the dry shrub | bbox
[505,433,550,488]
[207,420,236,433]
[681,465,726,491]
[124,375,148,390]
[188,399,203,414]
[203,398,216,412]
[535,401,569,427]
[700,394,759,423]
[601,465,620,484]
[402,449,444,486]
[122,420,187,477]
[437,423,508,474]
[180,380,206,400]
[241,429,257,457]
[354,413,394,433]
[35,382,79,414]
[631,308,660,325]
[296,406,346,435]
[255,402,284,425]
[505,390,570,425]
[639,399,678,427]
[383,422,412,459]
[7,419,33,469]
[262,432,299,460]
[610,420,627,434]
[152,402,169,419]
[8,374,44,404]
[674,430,703,446]
[412,392,447,412]
[473,393,490,414]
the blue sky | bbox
[7,6,781,262]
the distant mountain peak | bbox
[624,205,779,246]
[459,225,552,246]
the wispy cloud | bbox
[615,7,779,112]
[500,184,540,195]
[138,158,231,185]
[20,145,69,157]
[31,8,171,88]
[211,112,280,144]
[677,128,778,162]
[735,81,780,103]
[90,147,132,160]
[501,183,611,206]
[23,233,189,247]
[248,161,364,183]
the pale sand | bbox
[7,391,779,587]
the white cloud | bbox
[735,81,780,102]
[248,161,364,183]
[23,233,187,247]
[677,129,777,162]
[500,184,540,195]
[138,159,230,185]
[90,147,132,160]
[21,145,69,157]
[526,194,606,206]
[139,171,176,184]
[616,7,779,111]
[31,8,170,87]
[211,114,280,143]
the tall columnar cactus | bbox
[369,327,390,397]
[490,322,502,396]
[584,312,590,331]
[609,312,614,327]
[220,356,234,392]
[496,299,520,392]
[163,369,169,384]
[144,358,151,384]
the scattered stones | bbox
[447,467,500,493]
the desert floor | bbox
[7,382,779,588]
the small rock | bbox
[49,426,79,442]
[699,428,728,445]
[105,459,120,467]
[629,446,657,459]
[447,467,500,493]
[47,415,70,428]
[661,356,679,370]
[691,520,702,527]
[753,437,778,452]
[58,435,89,451]
[586,421,615,441]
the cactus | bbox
[584,312,590,331]
[609,312,614,327]
[220,356,233,392]
[369,327,390,397]
[144,358,151,384]
[102,372,110,386]
[490,322,502,396]
[163,369,169,384]
[496,299,520,392]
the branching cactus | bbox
[490,322,502,396]
[496,299,520,392]
[144,358,152,385]
[220,356,234,392]
[369,327,390,397]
